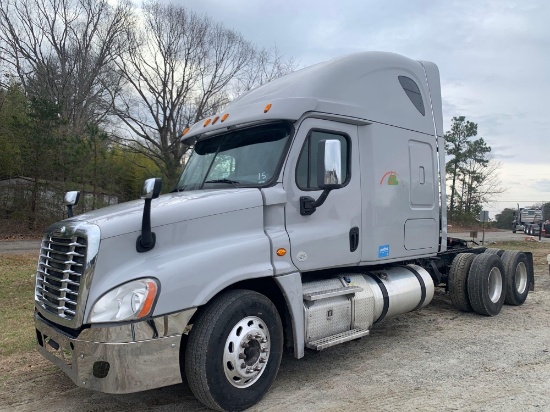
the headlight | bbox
[89,278,159,323]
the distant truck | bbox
[512,206,543,235]
[33,52,534,411]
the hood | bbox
[64,188,264,239]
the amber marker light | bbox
[221,113,229,122]
[276,248,286,257]
[264,103,272,113]
[182,127,190,136]
[137,280,158,318]
[212,116,220,125]
[203,118,211,127]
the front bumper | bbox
[35,308,196,394]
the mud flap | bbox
[524,252,535,292]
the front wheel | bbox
[184,289,283,411]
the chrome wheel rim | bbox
[488,267,503,303]
[223,316,270,388]
[515,262,528,294]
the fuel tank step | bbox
[305,328,370,350]
[303,285,363,301]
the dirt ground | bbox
[1,237,550,412]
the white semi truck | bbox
[34,52,534,411]
[512,205,543,235]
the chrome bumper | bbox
[34,308,196,394]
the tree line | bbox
[0,0,295,231]
[0,0,503,232]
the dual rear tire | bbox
[467,253,506,316]
[501,251,529,306]
[448,251,529,316]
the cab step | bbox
[305,328,370,350]
[303,285,363,301]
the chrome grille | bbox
[35,234,87,320]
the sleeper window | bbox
[398,75,425,116]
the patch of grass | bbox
[0,253,38,356]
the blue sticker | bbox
[378,244,390,258]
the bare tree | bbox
[463,155,506,213]
[0,0,133,133]
[189,21,256,122]
[113,1,294,186]
[112,1,210,184]
[234,45,298,95]
[0,45,12,89]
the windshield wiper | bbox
[203,179,241,187]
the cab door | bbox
[284,118,362,271]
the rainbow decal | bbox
[380,171,400,186]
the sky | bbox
[177,0,549,217]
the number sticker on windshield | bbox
[258,172,267,183]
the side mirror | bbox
[300,139,343,216]
[137,178,163,253]
[64,191,80,218]
[317,139,342,190]
[141,178,162,199]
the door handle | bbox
[349,227,359,252]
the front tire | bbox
[185,289,283,412]
[467,253,506,316]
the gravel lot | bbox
[1,232,550,412]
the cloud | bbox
[492,153,516,160]
[534,180,550,193]
[177,0,550,212]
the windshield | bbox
[176,123,292,191]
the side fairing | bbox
[419,61,446,251]
[359,123,439,263]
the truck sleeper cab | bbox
[34,52,534,412]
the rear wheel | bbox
[484,248,504,256]
[448,253,476,312]
[467,253,506,316]
[501,251,529,306]
[185,289,283,412]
